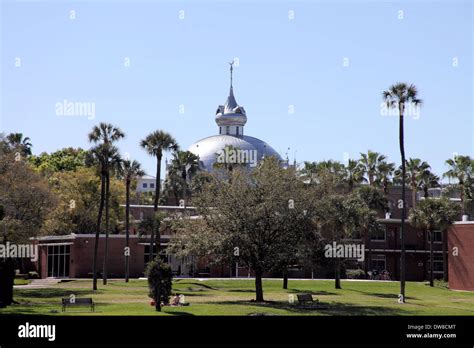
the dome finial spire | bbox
[229,60,234,90]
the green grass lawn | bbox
[2,278,474,316]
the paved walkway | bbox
[14,278,61,289]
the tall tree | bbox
[140,130,179,260]
[172,158,319,301]
[409,198,459,286]
[118,160,145,282]
[88,123,125,289]
[383,82,422,303]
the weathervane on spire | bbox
[229,61,234,88]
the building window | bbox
[219,127,222,135]
[427,230,442,243]
[144,245,167,264]
[236,127,239,136]
[47,245,70,278]
[428,255,444,273]
[150,183,155,189]
[371,226,387,241]
[226,126,230,135]
[371,254,386,271]
[143,183,147,188]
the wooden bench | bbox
[297,293,320,308]
[62,298,95,312]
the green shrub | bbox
[145,258,173,312]
[346,269,366,279]
[433,279,449,289]
[27,271,39,279]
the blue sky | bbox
[0,0,472,179]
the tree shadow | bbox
[287,289,339,296]
[173,282,217,290]
[211,300,406,316]
[14,288,98,299]
[348,289,418,300]
[167,311,195,316]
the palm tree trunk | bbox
[429,228,434,287]
[150,155,162,262]
[92,172,106,291]
[399,104,407,303]
[103,171,110,285]
[125,179,130,283]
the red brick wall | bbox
[448,223,474,291]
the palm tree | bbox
[118,160,145,282]
[395,158,430,210]
[168,150,201,204]
[354,186,389,273]
[444,155,473,216]
[6,133,32,157]
[140,130,179,260]
[344,159,364,192]
[409,198,459,286]
[419,170,439,199]
[88,123,124,289]
[376,161,396,194]
[383,82,422,303]
[358,151,387,187]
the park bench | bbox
[297,293,321,309]
[62,297,95,312]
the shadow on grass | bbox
[173,282,217,290]
[287,289,339,296]
[211,300,406,315]
[167,311,195,316]
[15,288,99,299]
[348,289,418,300]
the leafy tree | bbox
[409,198,459,286]
[28,147,87,173]
[88,122,125,289]
[383,82,422,303]
[175,158,318,301]
[146,259,173,312]
[140,130,179,259]
[315,194,371,289]
[0,152,54,306]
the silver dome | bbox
[188,135,282,171]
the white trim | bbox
[39,242,74,246]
